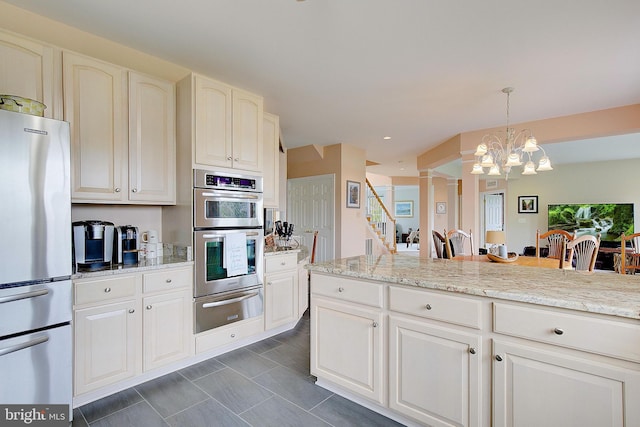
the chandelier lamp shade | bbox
[471,87,552,179]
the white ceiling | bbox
[5,0,640,177]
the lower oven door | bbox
[194,286,263,334]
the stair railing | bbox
[365,179,397,253]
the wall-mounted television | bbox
[548,203,634,242]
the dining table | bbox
[453,254,561,269]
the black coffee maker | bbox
[72,220,115,271]
[114,225,139,265]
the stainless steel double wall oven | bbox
[193,170,264,333]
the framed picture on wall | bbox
[346,180,360,208]
[518,195,538,213]
[394,200,413,217]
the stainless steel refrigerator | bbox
[0,109,73,421]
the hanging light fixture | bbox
[471,87,552,179]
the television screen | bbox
[547,203,634,242]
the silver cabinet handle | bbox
[128,309,135,314]
[372,321,378,328]
[267,282,272,285]
[131,188,137,193]
[425,304,432,310]
[146,305,152,310]
[554,328,564,335]
[338,287,344,292]
[230,333,236,338]
[166,279,172,283]
[114,187,121,193]
[226,156,233,161]
[281,262,286,265]
[0,288,48,304]
[469,347,477,355]
[0,335,48,357]
[104,287,111,293]
[495,355,503,362]
[234,158,239,162]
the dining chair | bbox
[620,232,640,274]
[560,234,600,271]
[406,229,419,248]
[432,230,446,258]
[445,229,473,258]
[536,229,575,259]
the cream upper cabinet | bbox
[193,74,263,172]
[0,30,59,119]
[263,112,280,208]
[64,51,128,202]
[128,71,176,204]
[64,51,176,204]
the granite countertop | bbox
[265,245,309,263]
[73,256,193,279]
[307,254,640,320]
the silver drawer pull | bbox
[114,187,121,193]
[128,309,135,314]
[338,287,344,292]
[425,304,432,310]
[146,305,152,310]
[469,347,477,355]
[0,335,49,357]
[104,287,111,293]
[166,279,172,283]
[230,333,236,338]
[281,262,286,265]
[372,322,378,328]
[495,355,503,362]
[0,289,48,304]
[131,188,137,193]
[554,328,564,335]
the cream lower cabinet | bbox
[389,315,481,427]
[311,274,385,405]
[264,253,298,330]
[74,275,141,395]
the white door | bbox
[482,192,504,247]
[288,175,335,263]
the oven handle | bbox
[201,231,261,239]
[201,291,260,308]
[0,334,49,357]
[200,192,260,200]
[0,288,49,304]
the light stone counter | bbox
[72,256,192,280]
[307,254,640,320]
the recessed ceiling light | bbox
[383,136,391,140]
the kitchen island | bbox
[307,254,640,427]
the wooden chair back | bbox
[620,232,640,274]
[536,229,575,259]
[432,230,446,258]
[560,234,600,271]
[445,229,473,258]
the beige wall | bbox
[288,143,367,258]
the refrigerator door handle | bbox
[0,288,49,304]
[0,334,49,357]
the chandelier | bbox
[471,87,552,180]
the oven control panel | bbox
[194,169,263,193]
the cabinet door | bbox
[389,315,482,427]
[232,88,263,172]
[128,71,176,204]
[0,31,58,119]
[311,296,384,404]
[74,300,139,395]
[493,340,640,427]
[64,51,127,202]
[194,76,232,168]
[143,290,192,371]
[265,270,298,330]
[262,112,279,207]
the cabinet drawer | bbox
[494,303,640,363]
[311,274,383,308]
[143,267,192,293]
[195,316,264,353]
[389,286,482,329]
[75,275,138,306]
[265,253,298,273]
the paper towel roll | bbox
[498,244,508,258]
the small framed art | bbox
[518,195,538,214]
[436,202,447,214]
[346,180,360,208]
[394,201,413,217]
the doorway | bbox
[287,174,335,263]
[481,192,505,248]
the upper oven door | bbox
[194,188,263,229]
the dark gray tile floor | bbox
[72,310,405,427]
